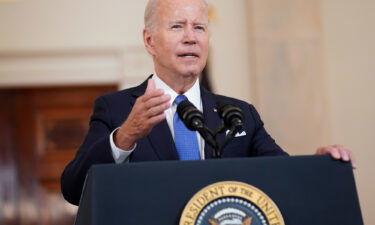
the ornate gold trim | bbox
[180,181,285,225]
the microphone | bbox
[177,99,218,151]
[217,101,244,134]
[215,101,245,157]
[177,100,204,130]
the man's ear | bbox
[143,28,156,56]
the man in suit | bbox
[61,0,356,206]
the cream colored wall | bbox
[246,0,331,156]
[207,0,252,103]
[321,0,375,224]
[0,0,154,88]
[0,0,147,51]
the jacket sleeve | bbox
[248,104,289,157]
[61,96,116,206]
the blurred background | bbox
[0,0,374,224]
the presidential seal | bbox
[179,181,284,225]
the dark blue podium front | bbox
[74,155,363,225]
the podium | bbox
[74,155,363,225]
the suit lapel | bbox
[147,120,179,160]
[201,88,225,159]
[130,76,179,160]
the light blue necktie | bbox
[173,95,200,160]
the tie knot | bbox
[174,95,188,105]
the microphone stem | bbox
[196,127,220,158]
[217,127,238,157]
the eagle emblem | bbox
[208,207,253,225]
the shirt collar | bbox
[152,73,201,110]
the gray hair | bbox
[144,0,209,33]
[144,0,159,33]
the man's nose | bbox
[183,27,197,45]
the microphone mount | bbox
[176,99,245,159]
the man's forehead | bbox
[156,0,208,7]
[157,1,208,21]
[156,0,208,15]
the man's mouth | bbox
[178,53,199,58]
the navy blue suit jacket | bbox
[61,77,287,205]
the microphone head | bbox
[177,100,204,130]
[216,101,244,131]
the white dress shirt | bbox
[110,74,205,163]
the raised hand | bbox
[114,79,171,150]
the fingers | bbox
[147,112,167,125]
[147,102,171,118]
[327,146,341,159]
[350,154,357,169]
[143,79,165,100]
[139,79,171,118]
[338,147,350,161]
[145,78,156,94]
[142,88,164,101]
[144,94,171,113]
[140,80,169,108]
[116,79,171,148]
[346,148,357,169]
[316,144,357,169]
[137,92,171,118]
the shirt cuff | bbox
[109,127,136,164]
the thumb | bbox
[145,78,155,94]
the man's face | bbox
[145,0,209,79]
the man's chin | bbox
[178,67,204,77]
[180,71,201,79]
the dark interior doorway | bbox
[0,85,117,225]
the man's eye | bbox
[195,26,205,31]
[171,25,182,29]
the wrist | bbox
[114,128,136,151]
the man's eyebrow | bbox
[169,20,186,25]
[168,20,208,26]
[194,22,208,26]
